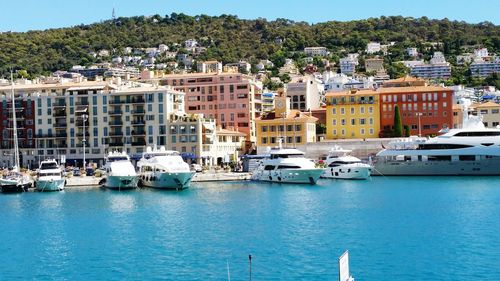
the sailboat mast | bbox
[10,72,20,172]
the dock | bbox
[65,176,103,187]
[192,172,251,182]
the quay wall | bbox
[257,138,394,160]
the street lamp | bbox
[82,114,88,168]
[416,112,423,137]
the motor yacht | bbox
[35,159,65,192]
[103,152,138,190]
[251,144,324,184]
[373,114,500,176]
[322,146,372,179]
[137,146,194,190]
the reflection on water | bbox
[108,192,138,214]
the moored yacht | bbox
[35,159,65,192]
[103,152,138,190]
[322,146,372,179]
[373,114,500,176]
[137,146,195,190]
[251,144,324,184]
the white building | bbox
[474,48,489,59]
[410,52,451,79]
[286,75,324,111]
[185,39,198,50]
[407,47,418,57]
[158,44,169,53]
[340,54,359,75]
[197,61,223,74]
[0,80,186,168]
[304,47,329,57]
[470,57,500,78]
[366,42,381,54]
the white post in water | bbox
[416,112,423,137]
[339,250,354,281]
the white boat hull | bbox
[36,179,65,192]
[252,168,324,184]
[105,175,138,190]
[322,164,372,179]
[140,171,194,190]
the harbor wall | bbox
[257,138,394,160]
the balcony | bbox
[54,122,67,128]
[75,102,89,106]
[131,109,145,115]
[76,132,90,137]
[109,131,123,136]
[109,142,124,147]
[53,110,66,117]
[109,121,123,126]
[132,140,146,146]
[55,133,67,138]
[131,97,145,104]
[109,99,125,105]
[131,130,145,136]
[131,120,145,125]
[109,110,123,115]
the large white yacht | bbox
[103,152,138,190]
[322,146,372,180]
[251,144,324,184]
[373,113,500,176]
[35,159,65,192]
[137,146,195,190]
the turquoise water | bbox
[1,177,499,280]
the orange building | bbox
[379,86,454,137]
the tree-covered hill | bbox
[0,13,498,76]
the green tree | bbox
[393,105,403,137]
[404,125,411,137]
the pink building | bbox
[154,73,262,144]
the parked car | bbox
[191,164,202,172]
[73,168,81,177]
[86,167,95,176]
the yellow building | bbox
[325,89,381,139]
[255,95,318,147]
[471,101,500,128]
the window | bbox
[351,119,356,125]
[262,137,267,144]
[369,107,373,114]
[332,108,336,114]
[171,136,176,143]
[350,107,355,114]
[360,118,366,125]
[341,119,346,125]
[360,128,365,135]
[295,125,301,131]
[492,109,499,114]
[360,107,365,114]
[295,136,301,143]
[332,119,337,126]
[340,108,345,114]
[262,126,268,132]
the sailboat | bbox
[0,72,32,192]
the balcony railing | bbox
[109,142,124,146]
[109,131,123,136]
[131,109,145,114]
[109,121,123,126]
[131,131,145,136]
[109,110,123,115]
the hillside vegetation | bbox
[0,13,498,77]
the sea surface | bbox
[0,177,499,280]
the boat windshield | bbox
[39,172,61,176]
[40,162,59,170]
[270,154,303,159]
[107,157,129,162]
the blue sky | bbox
[1,0,498,32]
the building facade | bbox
[0,79,185,168]
[470,101,500,128]
[379,86,454,136]
[325,89,380,139]
[150,72,262,144]
[286,76,323,111]
[470,58,500,78]
[304,47,328,57]
[255,95,317,151]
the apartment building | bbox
[197,61,223,74]
[379,85,454,136]
[304,47,329,57]
[325,89,380,139]
[166,113,245,166]
[255,95,317,152]
[340,54,359,75]
[150,72,262,144]
[0,79,185,168]
[470,58,500,78]
[365,58,385,73]
[470,101,500,128]
[410,52,451,79]
[286,75,324,111]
